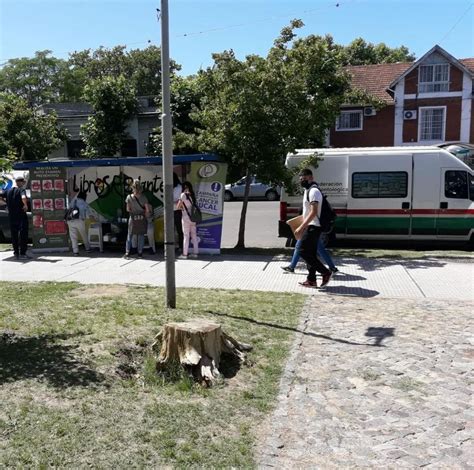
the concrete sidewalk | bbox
[0,250,472,300]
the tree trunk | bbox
[153,319,251,386]
[235,167,252,248]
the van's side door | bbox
[411,152,441,239]
[347,154,412,238]
[437,168,474,240]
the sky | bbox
[0,0,473,76]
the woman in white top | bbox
[67,191,92,256]
[177,181,199,257]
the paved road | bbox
[222,201,282,248]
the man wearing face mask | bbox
[294,168,332,288]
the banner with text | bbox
[188,161,227,254]
[30,166,69,252]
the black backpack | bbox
[306,185,337,233]
[183,194,202,224]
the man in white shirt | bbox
[294,168,332,288]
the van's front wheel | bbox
[224,191,233,202]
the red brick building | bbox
[329,45,474,147]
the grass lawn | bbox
[0,282,305,468]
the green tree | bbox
[0,93,67,161]
[0,50,81,106]
[68,45,179,97]
[80,75,138,157]
[194,20,353,248]
[338,38,415,65]
[147,74,203,156]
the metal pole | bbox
[160,0,176,308]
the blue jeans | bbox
[289,236,336,271]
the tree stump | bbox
[152,319,251,386]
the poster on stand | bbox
[30,166,69,252]
[188,161,227,254]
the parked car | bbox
[436,143,474,169]
[224,176,281,201]
[0,206,33,243]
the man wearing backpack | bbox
[293,169,332,288]
[0,176,31,260]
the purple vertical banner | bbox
[188,162,227,254]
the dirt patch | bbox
[72,285,129,298]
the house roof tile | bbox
[345,62,412,103]
[346,58,474,104]
[460,58,474,71]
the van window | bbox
[445,171,469,199]
[352,172,408,198]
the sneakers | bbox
[330,267,339,273]
[73,253,79,257]
[123,252,130,259]
[19,254,32,260]
[299,280,317,288]
[281,266,295,273]
[85,248,93,253]
[321,271,333,287]
[138,253,143,258]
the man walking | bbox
[294,168,332,288]
[0,176,31,260]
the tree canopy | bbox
[0,93,67,164]
[337,38,415,65]
[193,20,357,247]
[80,75,138,157]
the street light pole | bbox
[160,0,176,308]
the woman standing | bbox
[173,172,184,253]
[124,179,151,258]
[67,191,92,256]
[177,181,199,258]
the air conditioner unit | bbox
[364,107,376,116]
[403,110,417,120]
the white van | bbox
[279,147,474,244]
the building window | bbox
[336,111,363,131]
[419,64,449,93]
[352,172,408,198]
[419,107,445,142]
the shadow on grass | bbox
[0,331,107,388]
[207,310,380,347]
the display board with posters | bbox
[66,165,166,243]
[13,155,226,253]
[29,166,69,252]
[188,161,227,254]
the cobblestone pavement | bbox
[258,295,473,469]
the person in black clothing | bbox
[0,176,31,259]
[293,168,332,288]
[173,172,184,252]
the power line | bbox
[174,2,344,38]
[0,1,347,64]
[439,2,473,45]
